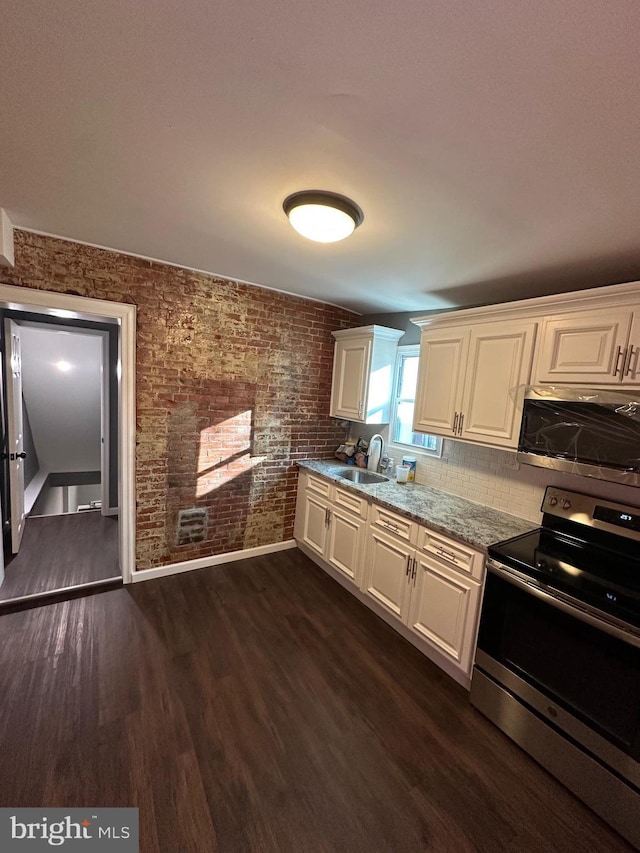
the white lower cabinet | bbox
[361,507,483,680]
[407,554,481,675]
[326,505,366,585]
[295,471,485,686]
[300,490,331,559]
[363,527,414,621]
[295,470,367,587]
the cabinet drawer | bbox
[370,504,416,543]
[417,527,484,580]
[334,486,368,520]
[305,473,333,499]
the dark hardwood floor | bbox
[0,510,119,601]
[0,549,632,852]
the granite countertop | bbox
[297,460,537,553]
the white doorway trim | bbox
[0,283,136,583]
[100,330,112,516]
[4,319,26,553]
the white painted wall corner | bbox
[0,210,15,267]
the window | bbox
[389,346,442,456]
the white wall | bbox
[20,325,103,473]
[353,424,640,523]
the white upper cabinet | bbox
[330,325,404,423]
[535,308,640,385]
[413,319,536,448]
[460,321,537,445]
[410,280,640,451]
[413,329,469,436]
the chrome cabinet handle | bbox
[411,558,417,582]
[624,345,639,378]
[458,413,464,435]
[436,546,458,563]
[325,507,331,526]
[453,412,459,434]
[405,554,412,576]
[614,345,625,377]
[358,400,364,417]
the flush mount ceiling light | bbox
[55,360,71,372]
[283,191,364,243]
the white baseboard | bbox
[131,539,297,583]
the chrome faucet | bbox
[367,433,385,473]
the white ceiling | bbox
[1,1,640,314]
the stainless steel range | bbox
[470,486,640,848]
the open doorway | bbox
[0,284,136,606]
[0,314,119,601]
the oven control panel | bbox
[542,489,574,514]
[542,486,640,541]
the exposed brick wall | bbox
[1,231,357,568]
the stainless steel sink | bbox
[338,469,389,484]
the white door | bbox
[362,528,413,621]
[535,309,631,385]
[330,337,371,421]
[460,321,537,447]
[408,555,481,676]
[300,492,330,558]
[326,506,365,586]
[4,319,26,552]
[413,328,468,436]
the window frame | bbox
[388,345,443,458]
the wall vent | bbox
[176,507,207,545]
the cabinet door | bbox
[535,309,631,385]
[362,528,413,622]
[413,329,468,436]
[330,337,371,420]
[326,507,365,586]
[460,320,536,447]
[408,555,481,676]
[623,313,640,384]
[300,492,330,558]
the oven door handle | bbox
[487,562,640,649]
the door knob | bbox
[16,452,27,459]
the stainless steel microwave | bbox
[517,387,640,486]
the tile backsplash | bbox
[350,424,640,524]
